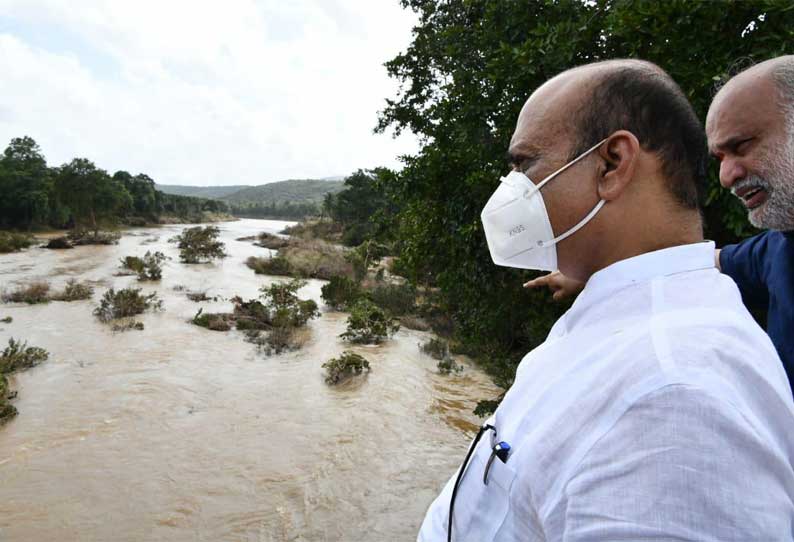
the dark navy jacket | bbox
[720,230,794,390]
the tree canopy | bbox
[372,0,794,390]
[0,136,229,230]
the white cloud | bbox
[0,0,419,185]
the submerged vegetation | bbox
[2,279,94,304]
[1,338,50,423]
[0,231,35,253]
[245,237,353,280]
[67,229,121,246]
[51,279,94,301]
[93,288,163,322]
[320,276,362,311]
[2,282,50,304]
[191,279,319,355]
[173,226,226,263]
[119,251,167,280]
[340,299,399,345]
[322,351,370,385]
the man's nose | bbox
[719,157,747,189]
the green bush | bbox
[0,232,35,253]
[2,282,50,304]
[173,226,226,263]
[246,255,293,276]
[0,316,11,324]
[0,338,49,373]
[94,288,163,322]
[340,299,399,344]
[119,251,167,280]
[191,308,232,331]
[321,275,362,310]
[51,279,94,301]
[260,279,320,327]
[322,351,371,385]
[368,282,416,316]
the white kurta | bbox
[418,242,794,541]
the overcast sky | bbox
[0,1,420,186]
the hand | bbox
[523,271,584,301]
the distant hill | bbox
[219,179,346,205]
[156,184,250,199]
[155,179,346,206]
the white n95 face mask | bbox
[481,139,607,271]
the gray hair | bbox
[772,57,794,134]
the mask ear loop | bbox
[526,137,609,249]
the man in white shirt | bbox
[418,59,794,541]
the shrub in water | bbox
[321,275,361,310]
[0,338,49,373]
[120,251,167,280]
[420,337,449,360]
[2,282,50,304]
[0,316,12,324]
[246,255,293,276]
[254,232,291,250]
[94,288,163,322]
[173,226,226,263]
[437,357,463,375]
[0,232,35,253]
[67,229,120,245]
[340,299,400,344]
[110,320,145,332]
[260,279,320,328]
[44,236,73,249]
[368,282,416,316]
[51,279,94,301]
[191,308,232,331]
[322,351,371,385]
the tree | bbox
[54,158,131,232]
[376,0,794,394]
[0,136,52,228]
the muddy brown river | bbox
[0,219,499,541]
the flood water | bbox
[0,219,499,541]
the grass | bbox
[2,282,50,304]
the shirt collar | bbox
[563,241,716,328]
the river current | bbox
[0,219,499,541]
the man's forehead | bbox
[707,73,780,148]
[509,72,586,155]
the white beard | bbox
[747,122,794,231]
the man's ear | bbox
[596,130,640,201]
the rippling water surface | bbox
[0,219,499,541]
